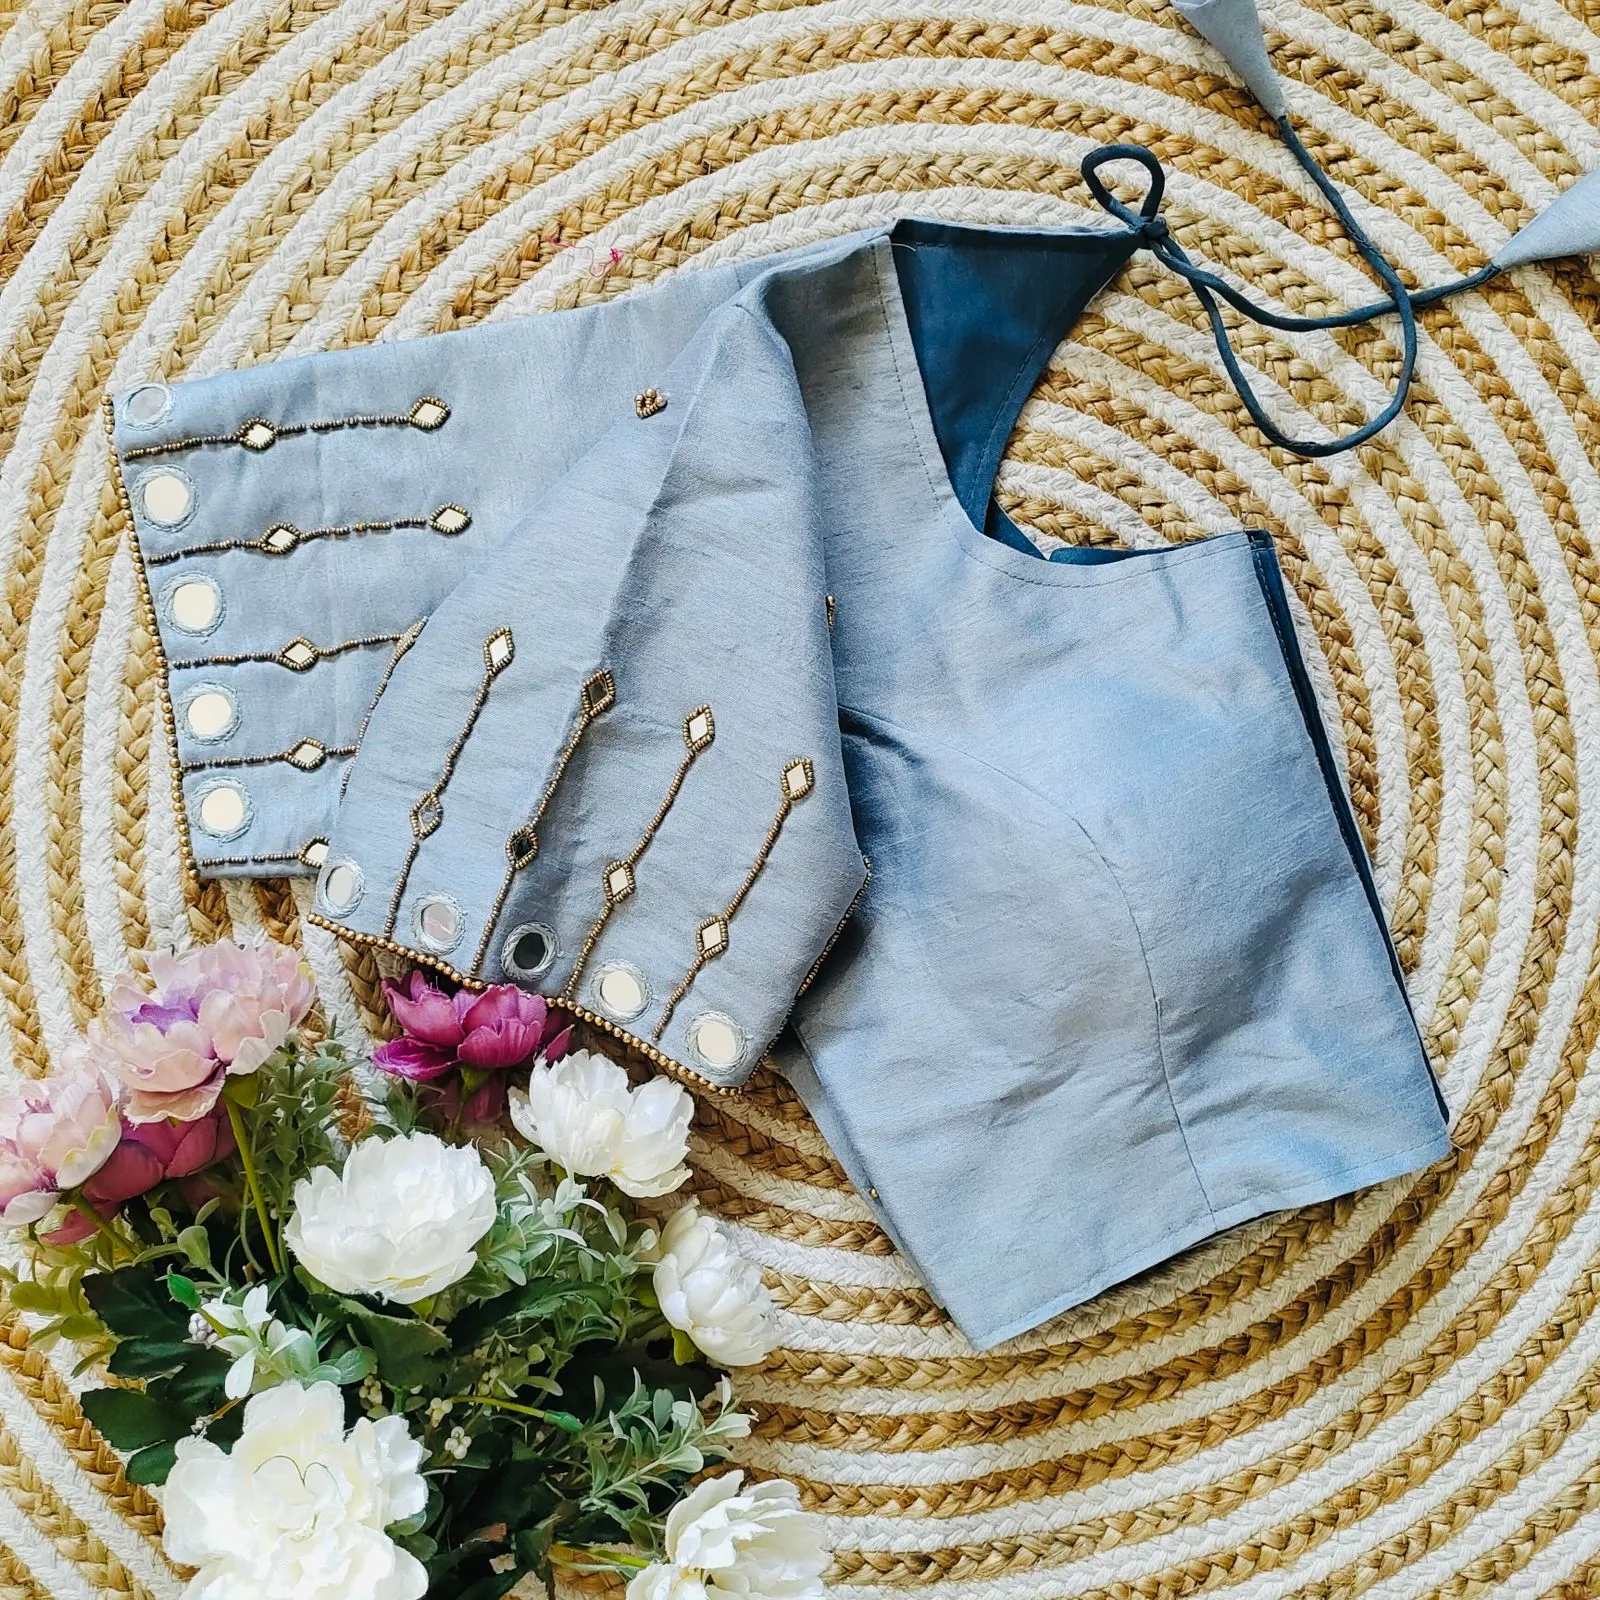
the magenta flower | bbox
[82,1109,236,1208]
[385,973,476,1050]
[456,984,572,1069]
[373,973,571,1084]
[91,941,315,1122]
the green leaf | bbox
[544,1411,584,1434]
[671,1329,698,1365]
[107,1338,195,1381]
[157,1349,231,1411]
[449,1574,522,1600]
[176,1227,212,1269]
[320,1347,375,1385]
[84,1267,189,1340]
[346,1305,448,1389]
[56,1315,108,1343]
[6,1281,69,1315]
[397,1531,438,1563]
[80,1386,190,1450]
[223,1073,261,1109]
[165,1272,201,1311]
[125,1441,178,1486]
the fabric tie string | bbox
[1081,140,1501,459]
[1127,0,1600,457]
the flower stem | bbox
[549,1542,652,1572]
[446,1393,557,1421]
[224,1096,283,1276]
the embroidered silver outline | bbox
[179,682,238,743]
[412,893,466,955]
[687,1011,746,1075]
[191,777,252,841]
[160,574,223,637]
[136,466,198,530]
[122,383,173,429]
[317,857,364,915]
[593,962,651,1022]
[502,922,559,981]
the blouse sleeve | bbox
[107,255,773,880]
[112,295,867,1090]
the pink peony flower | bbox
[0,1063,122,1189]
[91,941,315,1123]
[192,941,316,1076]
[82,1108,235,1207]
[0,1146,56,1228]
[0,1058,122,1228]
[373,973,571,1083]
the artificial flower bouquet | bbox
[0,940,824,1600]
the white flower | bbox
[625,1473,826,1600]
[199,1284,317,1400]
[285,1131,496,1305]
[510,1050,692,1198]
[162,1379,427,1600]
[652,1203,777,1367]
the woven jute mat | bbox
[4,0,1600,1593]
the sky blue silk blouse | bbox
[111,211,1451,1349]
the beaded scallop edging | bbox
[303,913,743,1097]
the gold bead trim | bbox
[118,396,452,460]
[652,756,815,1042]
[470,667,616,973]
[168,631,406,673]
[142,506,470,566]
[304,913,740,1098]
[795,857,871,997]
[635,388,667,417]
[183,737,357,773]
[102,398,199,892]
[195,836,331,873]
[342,619,426,798]
[382,625,516,938]
[562,703,715,996]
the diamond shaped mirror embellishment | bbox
[605,861,636,905]
[299,837,330,869]
[261,523,300,555]
[783,758,815,801]
[239,419,277,451]
[278,638,320,671]
[411,792,444,840]
[698,917,729,958]
[430,504,471,535]
[286,739,326,771]
[484,628,514,676]
[684,706,715,752]
[409,397,450,431]
[582,669,616,716]
[508,826,539,869]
